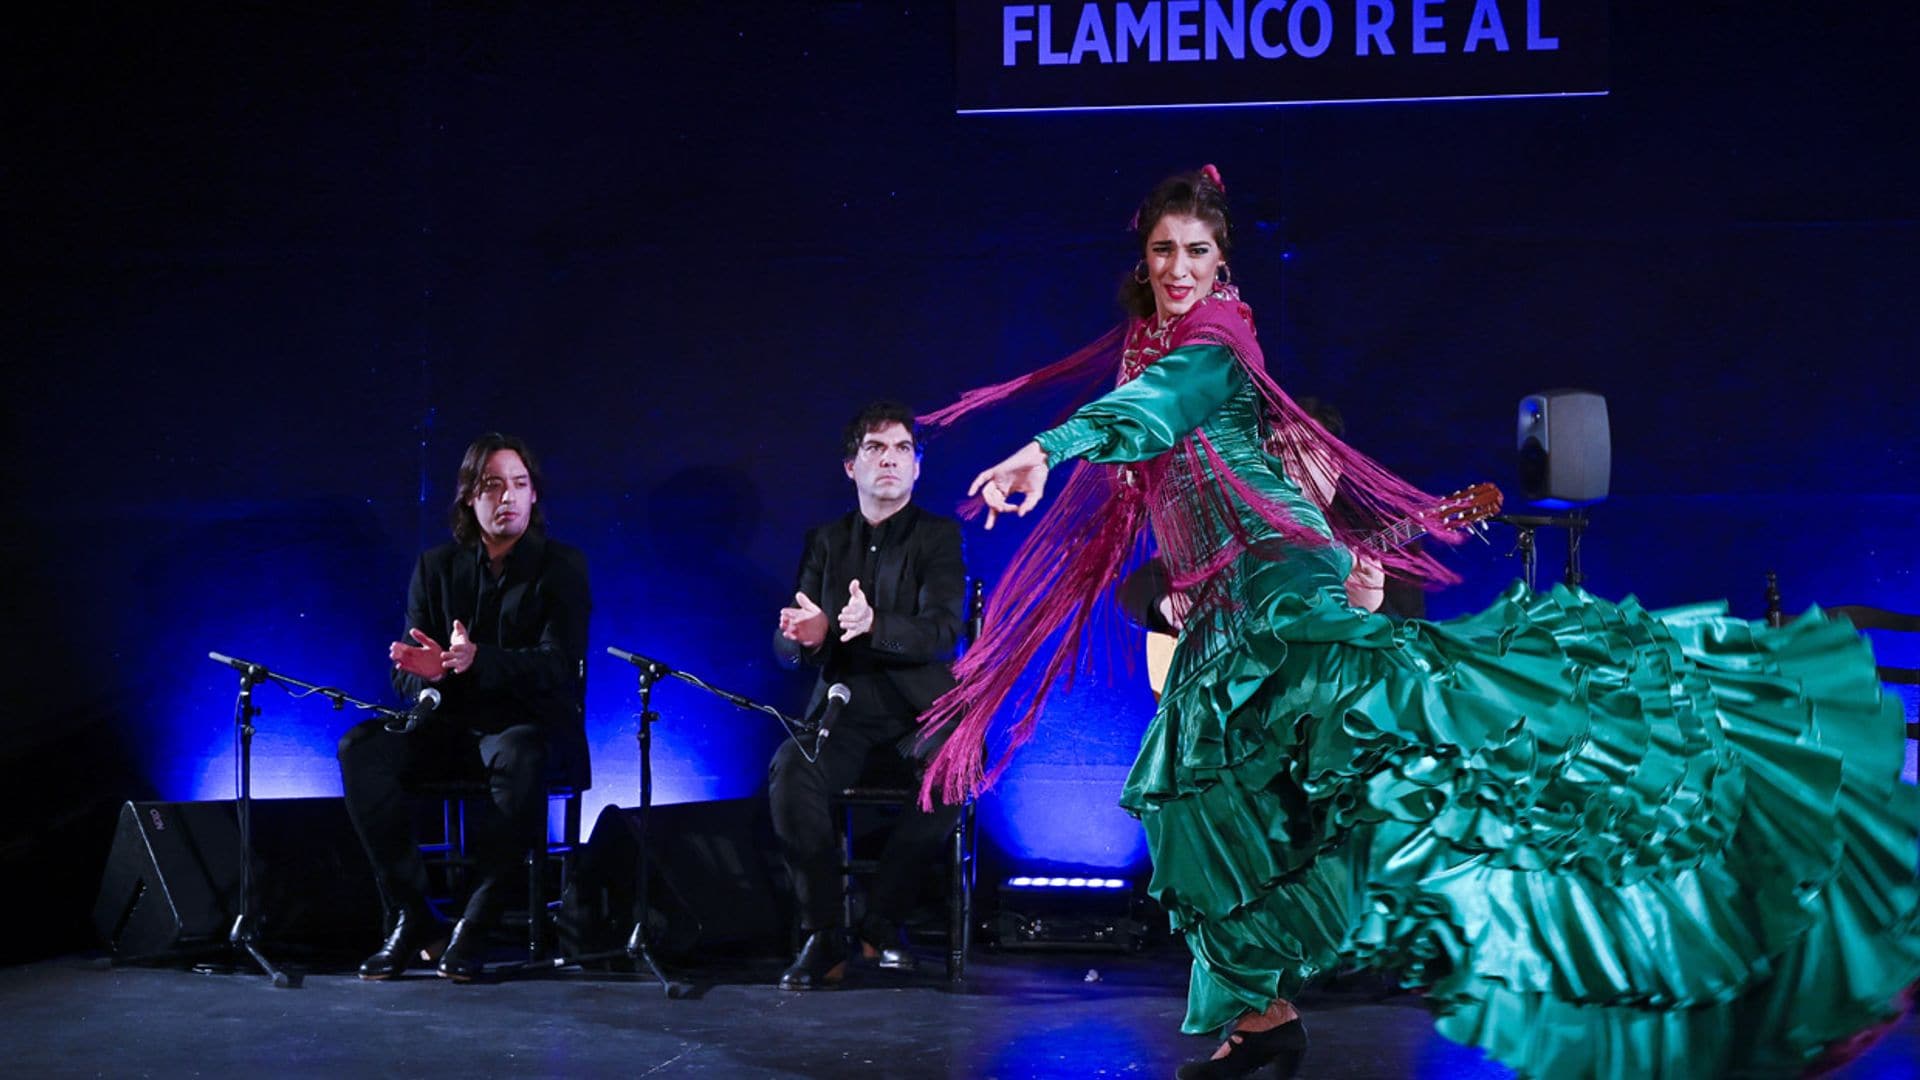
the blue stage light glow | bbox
[1412,1030,1509,1079]
[148,500,403,803]
[977,678,1153,872]
[144,490,1919,871]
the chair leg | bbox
[946,821,961,979]
[830,794,974,981]
[841,803,857,933]
[447,799,469,904]
[947,806,972,983]
[527,847,545,961]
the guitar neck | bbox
[1362,517,1426,552]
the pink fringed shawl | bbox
[917,288,1462,807]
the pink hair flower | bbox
[1200,163,1225,192]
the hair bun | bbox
[1199,163,1225,192]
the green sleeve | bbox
[1033,345,1242,466]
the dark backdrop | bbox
[5,3,1915,960]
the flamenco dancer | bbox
[915,165,1920,1078]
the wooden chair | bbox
[1767,572,1920,740]
[827,577,987,982]
[417,781,585,964]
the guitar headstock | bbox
[1429,483,1503,532]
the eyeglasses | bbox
[856,440,918,461]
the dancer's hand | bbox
[780,591,828,649]
[968,441,1050,530]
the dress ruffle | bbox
[1127,573,1920,1077]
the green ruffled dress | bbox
[1034,344,1920,1078]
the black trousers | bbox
[337,716,547,924]
[767,704,963,933]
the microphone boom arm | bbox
[207,652,413,725]
[605,645,821,762]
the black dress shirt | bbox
[775,503,965,751]
[391,528,592,786]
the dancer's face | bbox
[1144,213,1224,322]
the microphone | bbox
[208,651,266,680]
[607,646,669,677]
[385,687,443,733]
[813,683,852,756]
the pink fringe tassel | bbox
[914,295,1466,808]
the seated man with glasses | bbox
[338,432,591,981]
[770,401,967,989]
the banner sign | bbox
[956,1,1608,113]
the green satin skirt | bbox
[1124,556,1920,1078]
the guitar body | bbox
[1141,483,1502,696]
[1145,630,1177,701]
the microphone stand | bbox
[609,655,686,996]
[224,661,294,988]
[512,647,808,992]
[206,652,412,989]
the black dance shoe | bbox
[436,918,489,983]
[778,929,848,990]
[857,915,918,973]
[1174,1016,1307,1079]
[357,907,438,981]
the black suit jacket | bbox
[774,502,964,747]
[392,529,592,788]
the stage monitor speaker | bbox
[1517,390,1610,504]
[568,797,786,960]
[92,798,380,962]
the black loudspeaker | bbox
[1517,390,1610,504]
[92,798,380,961]
[568,798,786,959]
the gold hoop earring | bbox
[1133,261,1149,284]
[1217,263,1232,286]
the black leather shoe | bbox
[778,929,848,990]
[857,916,918,973]
[436,918,489,983]
[357,907,437,981]
[1175,1016,1307,1079]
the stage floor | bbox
[4,947,1916,1078]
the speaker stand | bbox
[1496,511,1588,591]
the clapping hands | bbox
[837,579,873,642]
[779,579,876,648]
[389,618,475,681]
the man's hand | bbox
[838,579,874,642]
[442,618,476,675]
[390,628,446,682]
[780,591,829,650]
